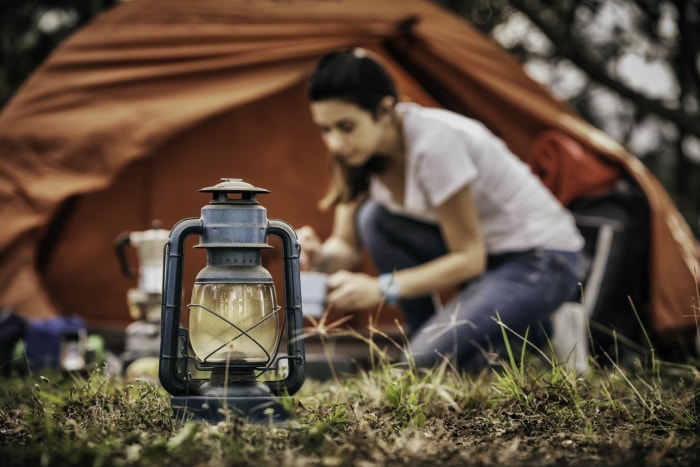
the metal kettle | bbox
[114,220,171,377]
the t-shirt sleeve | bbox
[415,128,477,208]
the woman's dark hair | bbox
[308,50,398,209]
[308,49,398,115]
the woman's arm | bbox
[298,201,363,272]
[391,184,486,298]
[326,185,487,310]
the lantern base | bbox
[171,379,291,424]
[171,394,291,424]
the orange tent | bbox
[0,0,697,345]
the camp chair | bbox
[552,177,650,372]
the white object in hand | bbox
[300,271,329,318]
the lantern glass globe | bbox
[189,282,279,364]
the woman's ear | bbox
[377,95,396,120]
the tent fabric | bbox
[0,0,697,343]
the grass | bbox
[1,319,700,466]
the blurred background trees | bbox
[0,0,117,105]
[1,0,699,231]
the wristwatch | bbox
[378,273,400,305]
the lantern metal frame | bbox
[159,179,305,423]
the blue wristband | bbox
[378,273,400,305]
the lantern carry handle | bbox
[266,219,306,396]
[159,217,203,396]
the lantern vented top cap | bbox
[200,178,269,194]
[199,178,270,204]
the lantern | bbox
[159,178,305,423]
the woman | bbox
[297,49,584,371]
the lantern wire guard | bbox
[159,179,305,423]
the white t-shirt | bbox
[369,103,583,254]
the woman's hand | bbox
[327,270,382,311]
[296,225,323,271]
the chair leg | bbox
[551,301,589,374]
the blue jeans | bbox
[357,200,584,371]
